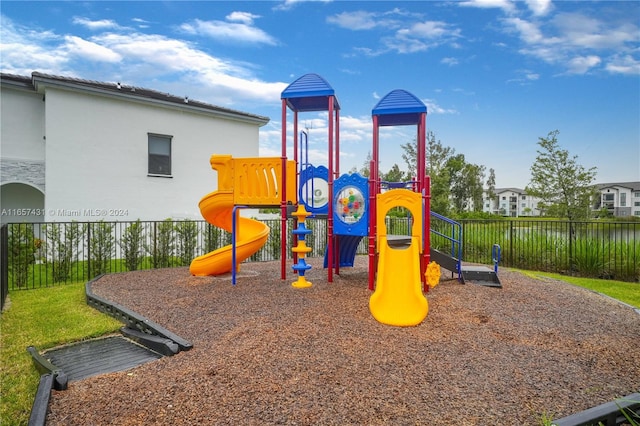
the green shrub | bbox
[88,221,115,278]
[44,222,86,283]
[175,220,198,266]
[8,224,38,288]
[119,220,145,271]
[146,219,175,268]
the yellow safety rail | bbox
[209,155,297,206]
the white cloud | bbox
[459,0,516,15]
[0,15,287,106]
[423,99,458,115]
[72,17,122,31]
[441,57,459,66]
[605,54,640,75]
[552,13,639,50]
[273,0,332,12]
[64,35,122,62]
[506,69,540,84]
[92,32,286,103]
[226,11,260,25]
[132,18,150,29]
[565,55,601,74]
[0,16,69,74]
[326,11,380,30]
[524,0,553,17]
[503,17,548,45]
[180,17,277,45]
[502,12,639,75]
[328,10,461,55]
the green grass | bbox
[520,270,640,308]
[0,282,121,426]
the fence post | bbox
[568,221,574,274]
[509,220,514,266]
[86,223,91,280]
[1,224,8,311]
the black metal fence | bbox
[1,224,8,310]
[459,220,640,282]
[1,218,638,299]
[0,218,336,292]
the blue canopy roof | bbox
[281,73,340,112]
[371,89,427,126]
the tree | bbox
[89,221,115,278]
[175,220,198,266]
[381,163,406,183]
[349,151,375,178]
[445,154,486,214]
[120,220,145,271]
[401,131,453,179]
[8,224,38,287]
[485,168,497,213]
[526,130,597,221]
[401,131,454,215]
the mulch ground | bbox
[46,257,640,425]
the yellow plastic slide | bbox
[369,237,428,326]
[189,190,269,276]
[369,189,428,326]
[189,155,296,277]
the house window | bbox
[620,193,626,207]
[521,195,526,200]
[634,192,640,198]
[148,134,172,176]
[603,194,614,201]
[635,201,640,207]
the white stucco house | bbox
[1,72,269,224]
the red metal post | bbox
[368,115,379,291]
[417,112,429,289]
[335,108,340,178]
[334,107,341,276]
[327,96,334,283]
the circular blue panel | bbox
[300,177,329,210]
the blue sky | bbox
[2,0,638,188]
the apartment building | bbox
[593,182,640,218]
[482,188,542,217]
[481,182,640,218]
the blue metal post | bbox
[231,205,247,285]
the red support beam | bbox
[368,115,380,291]
[327,96,335,283]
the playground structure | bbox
[190,73,500,326]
